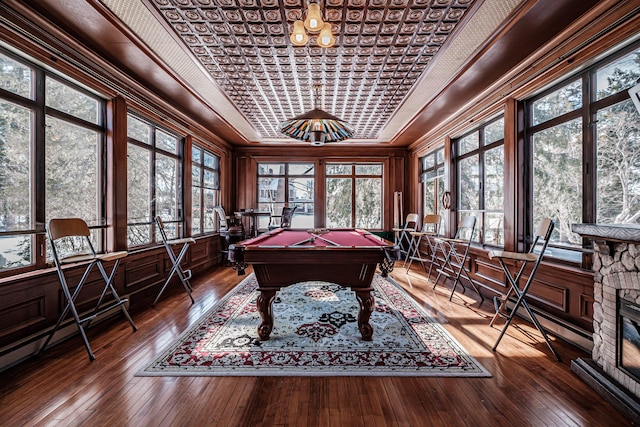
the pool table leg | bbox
[256,288,277,340]
[355,289,375,341]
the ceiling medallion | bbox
[289,1,335,48]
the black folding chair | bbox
[40,218,137,361]
[488,217,560,361]
[432,215,483,302]
[153,216,196,306]
[268,206,297,230]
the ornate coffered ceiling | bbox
[92,0,522,145]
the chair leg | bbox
[153,242,195,306]
[492,260,561,361]
[95,260,137,331]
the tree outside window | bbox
[192,145,220,235]
[420,148,445,217]
[326,163,382,229]
[526,45,640,261]
[0,49,105,273]
[127,113,183,247]
[454,117,505,246]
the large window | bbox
[454,117,505,246]
[127,113,184,246]
[0,49,105,274]
[526,44,640,261]
[326,163,383,229]
[257,163,314,229]
[420,148,445,216]
[192,145,220,235]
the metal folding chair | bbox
[153,216,196,306]
[405,214,441,275]
[432,215,483,302]
[488,217,560,361]
[392,213,419,261]
[40,218,137,361]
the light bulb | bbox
[304,3,323,33]
[290,20,308,46]
[317,23,335,48]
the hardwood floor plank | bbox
[0,264,634,426]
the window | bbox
[454,117,505,246]
[420,148,445,216]
[525,44,640,261]
[257,163,314,229]
[192,145,220,235]
[326,163,383,229]
[0,49,105,274]
[127,113,184,246]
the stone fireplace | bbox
[572,223,640,423]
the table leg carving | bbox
[256,289,277,340]
[355,289,375,341]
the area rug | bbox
[138,274,491,377]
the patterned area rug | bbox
[138,274,491,377]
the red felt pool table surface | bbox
[241,228,391,248]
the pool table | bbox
[228,228,400,341]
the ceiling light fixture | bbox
[289,1,335,48]
[279,86,354,146]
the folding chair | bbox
[405,214,441,275]
[40,218,137,361]
[153,216,196,306]
[432,215,483,302]
[488,217,560,361]
[392,213,419,261]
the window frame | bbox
[191,143,220,235]
[0,47,107,277]
[126,111,185,248]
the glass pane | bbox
[422,154,434,170]
[128,115,151,145]
[204,152,218,169]
[532,117,583,247]
[258,177,285,212]
[45,117,99,224]
[127,144,151,225]
[458,156,479,210]
[192,187,202,235]
[457,131,479,156]
[204,169,215,188]
[355,178,381,229]
[192,146,202,164]
[532,80,582,125]
[424,178,436,215]
[46,77,99,124]
[289,177,314,204]
[156,129,178,154]
[155,153,180,220]
[437,178,445,216]
[484,146,504,211]
[326,164,351,175]
[485,117,504,144]
[289,163,314,175]
[192,165,201,186]
[203,188,216,232]
[355,164,382,175]
[258,163,284,175]
[596,49,640,100]
[0,234,32,270]
[436,148,444,165]
[293,203,314,228]
[128,224,150,247]
[485,212,504,246]
[0,52,32,99]
[597,99,640,224]
[326,178,352,227]
[0,100,31,231]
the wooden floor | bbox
[0,264,632,426]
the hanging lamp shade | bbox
[279,108,354,146]
[290,20,308,46]
[304,3,324,32]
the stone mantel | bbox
[572,223,640,244]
